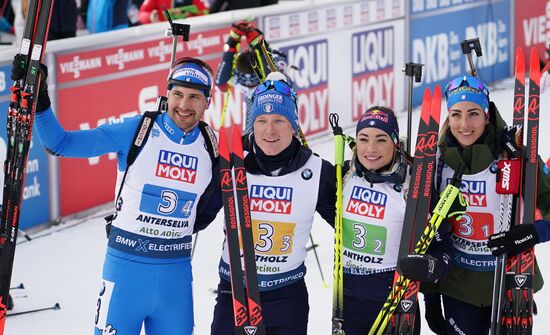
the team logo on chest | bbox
[448,179,486,207]
[250,185,293,214]
[156,150,198,183]
[346,186,387,219]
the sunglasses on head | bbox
[444,76,489,99]
[254,80,297,100]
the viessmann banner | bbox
[515,0,550,69]
[410,0,512,105]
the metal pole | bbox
[460,38,483,77]
[403,63,423,155]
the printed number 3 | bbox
[353,223,383,254]
[158,190,178,214]
[353,224,366,249]
[158,190,193,215]
[255,223,292,253]
[255,223,274,252]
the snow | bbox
[5,79,550,334]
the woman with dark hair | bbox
[423,75,550,335]
[341,106,453,334]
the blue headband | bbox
[168,62,212,97]
[445,75,490,114]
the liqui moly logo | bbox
[376,0,385,20]
[351,27,394,121]
[448,179,487,207]
[360,2,370,23]
[281,39,329,136]
[269,17,281,39]
[344,5,353,26]
[156,150,198,183]
[346,186,387,219]
[250,185,293,214]
[326,8,337,29]
[308,11,319,33]
[289,14,300,36]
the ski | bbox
[0,0,54,331]
[490,47,526,335]
[501,47,539,335]
[230,125,265,334]
[219,125,265,335]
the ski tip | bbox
[515,48,525,85]
[530,47,540,84]
[218,127,231,161]
[431,85,442,123]
[420,88,432,124]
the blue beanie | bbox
[168,61,213,97]
[445,75,489,114]
[250,81,299,133]
[356,107,399,146]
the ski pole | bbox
[460,38,482,77]
[220,43,240,128]
[18,229,31,242]
[7,303,60,317]
[191,232,198,259]
[220,18,254,128]
[308,234,327,287]
[402,63,423,155]
[9,284,23,290]
[329,113,345,334]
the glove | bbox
[488,223,539,256]
[424,294,447,335]
[11,54,50,113]
[226,20,249,49]
[246,27,263,46]
[397,254,448,282]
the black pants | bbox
[210,279,309,335]
[443,295,491,335]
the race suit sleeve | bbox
[34,107,138,170]
[215,51,237,91]
[193,158,223,233]
[316,159,336,228]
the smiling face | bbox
[356,127,395,171]
[253,114,294,156]
[167,86,209,133]
[447,100,488,148]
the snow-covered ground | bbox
[5,78,550,334]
